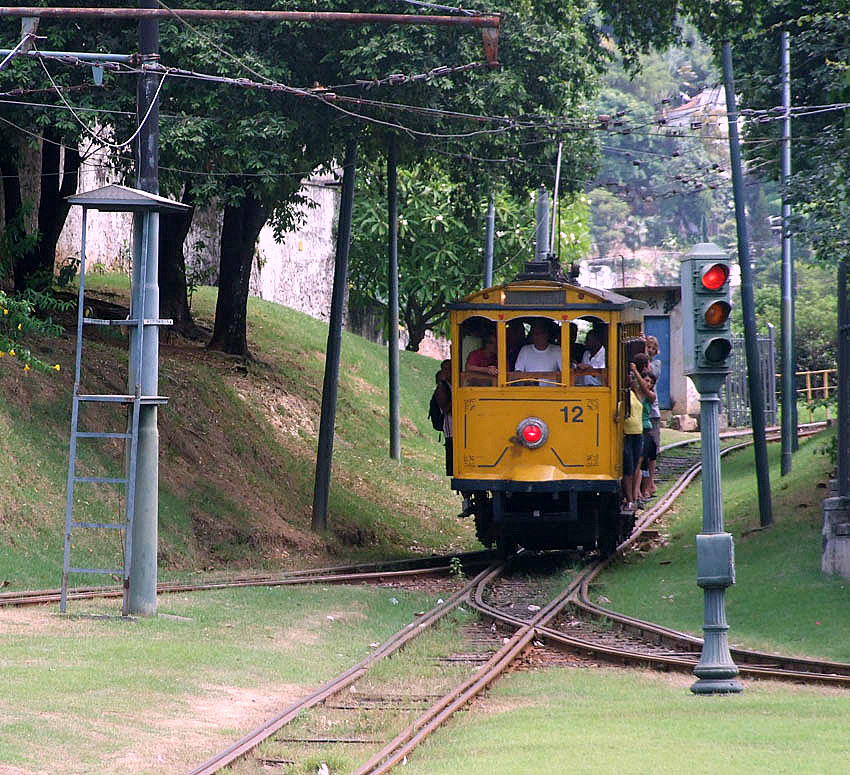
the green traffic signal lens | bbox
[704,337,732,363]
[701,263,729,291]
[704,300,731,326]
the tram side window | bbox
[573,317,608,387]
[509,317,563,387]
[461,318,497,386]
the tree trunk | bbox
[0,148,24,287]
[14,130,79,291]
[159,185,199,338]
[207,190,268,357]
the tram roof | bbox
[448,279,648,312]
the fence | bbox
[723,324,777,427]
[783,368,837,423]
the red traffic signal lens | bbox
[704,300,731,327]
[704,337,732,363]
[701,263,729,291]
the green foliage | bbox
[349,162,590,347]
[732,256,837,372]
[587,28,733,264]
[0,289,69,373]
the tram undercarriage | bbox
[462,486,633,557]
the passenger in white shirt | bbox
[575,329,606,386]
[514,321,561,384]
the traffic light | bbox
[680,243,733,375]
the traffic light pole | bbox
[681,242,743,694]
[690,370,743,695]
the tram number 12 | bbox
[561,405,584,423]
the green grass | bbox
[402,668,850,775]
[0,584,450,774]
[599,428,850,661]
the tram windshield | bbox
[456,315,607,388]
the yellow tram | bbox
[448,261,646,555]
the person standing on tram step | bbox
[514,320,561,384]
[629,353,656,507]
[435,359,453,476]
[622,358,645,512]
[642,335,662,497]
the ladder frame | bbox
[60,207,169,615]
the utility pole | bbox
[127,0,160,616]
[721,41,773,528]
[387,134,401,461]
[312,136,358,531]
[780,30,794,475]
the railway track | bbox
[0,551,494,609]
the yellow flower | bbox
[17,323,22,331]
[53,363,61,371]
[0,351,5,357]
[9,349,15,356]
[2,308,7,315]
[23,364,30,372]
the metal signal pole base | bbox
[691,588,743,695]
[689,370,743,695]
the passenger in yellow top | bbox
[622,356,647,511]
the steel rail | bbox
[0,7,501,28]
[1,551,494,609]
[551,426,850,686]
[187,561,502,775]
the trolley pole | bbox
[484,192,495,287]
[534,186,549,261]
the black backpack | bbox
[428,388,444,432]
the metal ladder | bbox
[60,219,168,615]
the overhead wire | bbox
[34,47,171,151]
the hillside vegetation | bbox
[0,276,473,591]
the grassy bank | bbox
[0,276,473,591]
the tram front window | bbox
[574,320,607,386]
[509,318,562,387]
[460,317,497,386]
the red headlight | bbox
[522,424,542,444]
[516,417,548,449]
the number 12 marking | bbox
[561,405,584,423]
